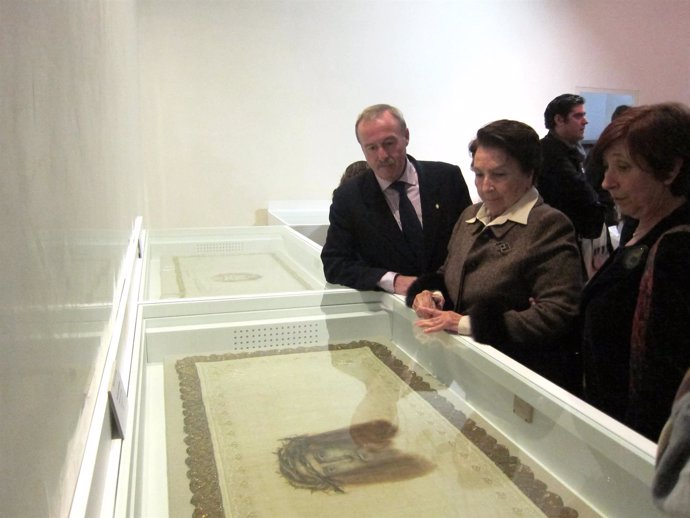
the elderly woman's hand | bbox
[414,307,462,334]
[412,290,436,315]
[411,290,445,317]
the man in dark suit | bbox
[538,93,605,239]
[321,104,471,295]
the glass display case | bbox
[115,293,663,518]
[267,200,330,246]
[66,224,665,518]
[142,225,327,301]
[139,225,376,319]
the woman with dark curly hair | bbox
[407,119,583,393]
[580,102,690,441]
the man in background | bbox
[321,104,471,295]
[538,94,605,239]
[585,104,631,228]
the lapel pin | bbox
[496,241,511,254]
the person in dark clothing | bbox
[339,161,370,187]
[585,104,632,228]
[581,102,690,441]
[539,94,606,239]
[321,104,472,295]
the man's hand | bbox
[393,274,417,295]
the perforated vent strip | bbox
[232,322,322,350]
[194,241,245,255]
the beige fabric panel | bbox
[165,342,579,517]
[160,252,311,298]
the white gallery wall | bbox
[139,0,690,228]
[0,2,689,518]
[0,1,142,517]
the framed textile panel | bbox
[165,341,584,518]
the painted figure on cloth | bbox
[277,420,435,493]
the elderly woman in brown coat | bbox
[407,119,583,392]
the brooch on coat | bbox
[622,244,649,270]
[495,241,511,255]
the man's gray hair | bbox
[355,104,407,142]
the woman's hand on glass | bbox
[414,308,461,334]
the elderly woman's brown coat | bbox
[408,198,583,391]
